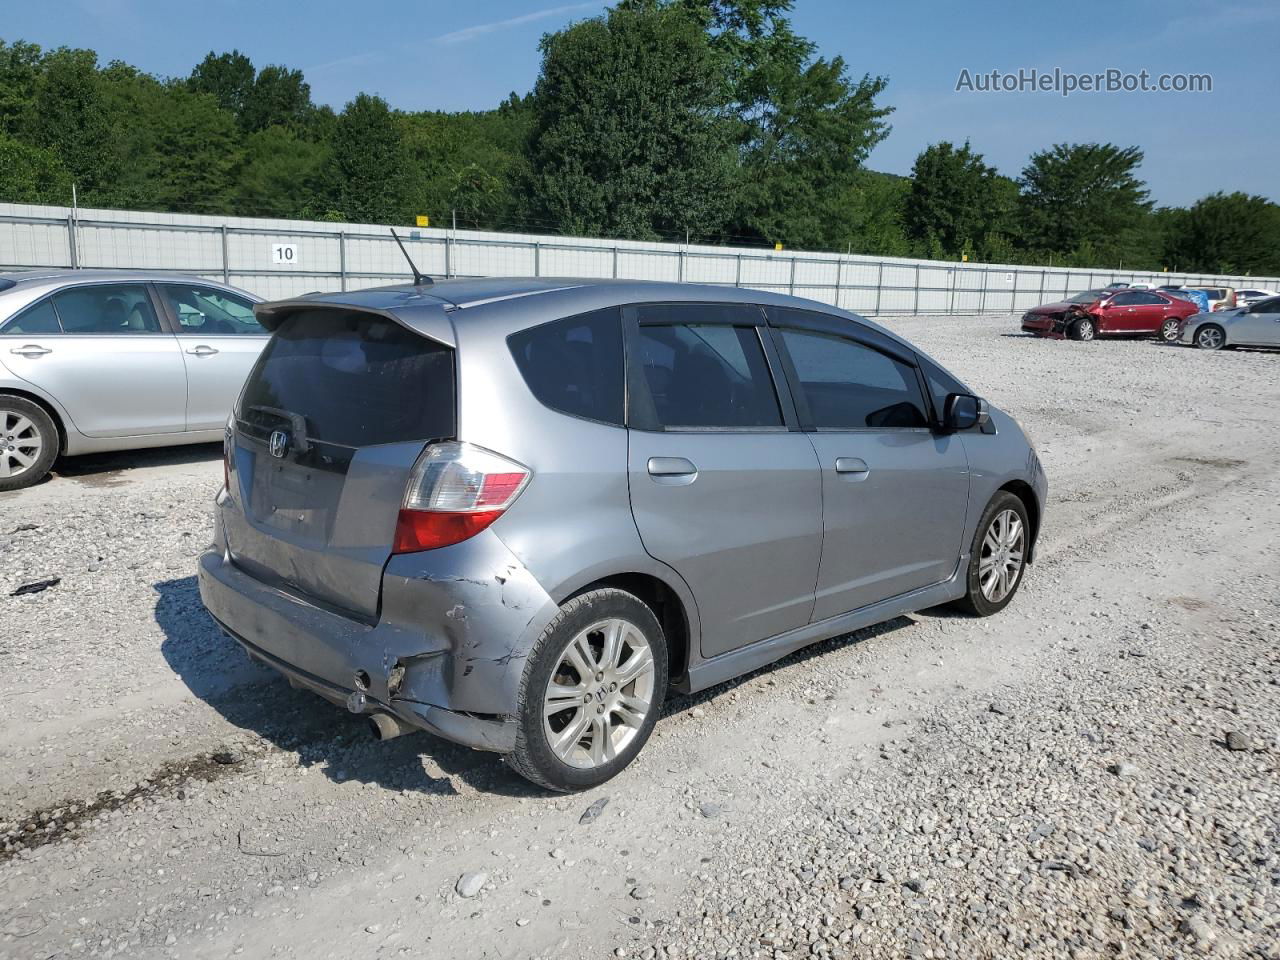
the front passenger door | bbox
[1235,297,1280,347]
[767,308,971,620]
[0,283,186,437]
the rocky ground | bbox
[0,315,1276,960]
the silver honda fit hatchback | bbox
[198,278,1047,791]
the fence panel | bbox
[2,203,1274,317]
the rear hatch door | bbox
[224,306,455,619]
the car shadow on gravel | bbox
[153,576,548,799]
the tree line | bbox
[1,0,1276,276]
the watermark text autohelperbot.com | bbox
[956,68,1211,97]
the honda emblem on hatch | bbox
[268,430,289,459]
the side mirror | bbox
[943,393,989,432]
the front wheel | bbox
[955,492,1030,617]
[0,396,58,492]
[1068,316,1096,341]
[1194,324,1225,350]
[507,588,667,792]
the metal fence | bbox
[2,202,1275,315]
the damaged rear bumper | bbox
[197,533,560,753]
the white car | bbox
[1235,288,1279,307]
[0,270,266,490]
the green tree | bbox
[903,141,1009,259]
[0,130,72,203]
[0,40,43,136]
[1164,192,1280,275]
[526,1,737,240]
[241,65,312,133]
[322,93,410,223]
[22,47,117,199]
[672,0,891,248]
[235,125,330,218]
[187,50,255,118]
[1018,143,1151,265]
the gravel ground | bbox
[0,315,1277,959]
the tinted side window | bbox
[1,299,61,335]
[1110,292,1141,306]
[638,320,781,429]
[508,308,623,426]
[51,284,160,334]
[780,329,928,430]
[1134,292,1165,305]
[161,284,264,335]
[1252,297,1280,313]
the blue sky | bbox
[8,0,1278,206]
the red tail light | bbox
[392,442,531,554]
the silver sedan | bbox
[0,270,266,490]
[1179,296,1280,350]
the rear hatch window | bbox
[226,309,455,619]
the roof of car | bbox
[0,269,255,293]
[254,277,910,353]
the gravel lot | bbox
[1,314,1277,960]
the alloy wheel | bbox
[1196,327,1224,349]
[979,509,1025,603]
[0,408,44,481]
[1161,319,1180,342]
[1077,319,1095,341]
[542,617,656,769]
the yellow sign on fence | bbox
[415,215,430,228]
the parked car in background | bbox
[1021,288,1198,341]
[1235,288,1278,307]
[0,270,266,490]
[198,278,1047,790]
[1179,296,1280,350]
[1162,288,1211,313]
[1197,287,1237,311]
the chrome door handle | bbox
[185,345,219,356]
[647,457,697,485]
[10,345,52,358]
[835,457,870,477]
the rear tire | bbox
[507,588,667,792]
[1194,324,1225,350]
[955,492,1030,617]
[1160,318,1181,342]
[0,396,58,492]
[1068,316,1096,342]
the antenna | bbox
[389,228,432,286]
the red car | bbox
[1021,288,1198,342]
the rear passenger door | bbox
[624,303,823,659]
[0,282,186,437]
[155,283,269,431]
[766,308,970,619]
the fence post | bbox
[1010,271,1018,313]
[612,246,618,279]
[913,264,920,315]
[338,231,347,291]
[1039,269,1046,305]
[66,215,78,269]
[533,241,540,278]
[979,268,988,314]
[948,267,956,315]
[874,262,884,316]
[445,234,453,279]
[735,254,742,288]
[220,225,230,283]
[834,257,843,308]
[678,249,684,283]
[788,256,796,296]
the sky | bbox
[6,0,1278,207]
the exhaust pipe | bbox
[368,713,407,742]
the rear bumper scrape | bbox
[197,539,559,752]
